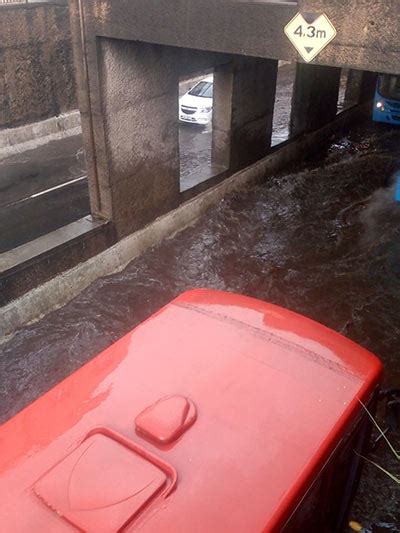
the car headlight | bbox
[200,107,212,113]
[376,101,385,111]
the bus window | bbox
[379,75,400,101]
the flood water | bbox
[1,121,400,530]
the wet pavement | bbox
[0,134,85,207]
[1,119,400,530]
[0,134,89,253]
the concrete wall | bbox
[70,0,400,76]
[0,2,76,129]
[98,39,181,236]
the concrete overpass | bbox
[67,0,386,234]
[71,0,400,74]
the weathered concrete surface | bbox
[98,39,181,237]
[211,64,233,171]
[1,101,371,337]
[211,57,278,174]
[290,63,341,136]
[230,58,278,172]
[345,70,365,107]
[70,0,400,76]
[0,2,76,129]
[4,61,286,261]
[298,0,400,74]
[73,23,282,239]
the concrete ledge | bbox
[0,216,104,274]
[0,102,370,340]
[0,110,81,160]
[0,216,114,321]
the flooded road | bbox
[2,119,400,529]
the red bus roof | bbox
[0,289,382,532]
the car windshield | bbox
[379,75,400,101]
[189,81,213,98]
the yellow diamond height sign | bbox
[284,13,337,63]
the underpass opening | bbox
[179,67,229,192]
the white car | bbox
[179,75,213,125]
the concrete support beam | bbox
[345,69,378,107]
[98,39,180,239]
[212,57,278,173]
[290,63,341,137]
[212,63,233,171]
[70,0,400,79]
[359,71,379,103]
[229,58,278,172]
[344,70,364,107]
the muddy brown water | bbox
[1,122,400,531]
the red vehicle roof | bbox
[0,289,382,532]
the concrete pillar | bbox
[212,63,233,171]
[344,69,363,106]
[290,63,341,137]
[359,71,378,103]
[345,69,378,107]
[229,57,278,172]
[97,39,180,239]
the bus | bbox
[0,290,383,532]
[373,74,400,125]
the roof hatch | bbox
[34,431,176,531]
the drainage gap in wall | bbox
[179,69,228,193]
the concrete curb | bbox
[0,103,369,342]
[0,110,81,160]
